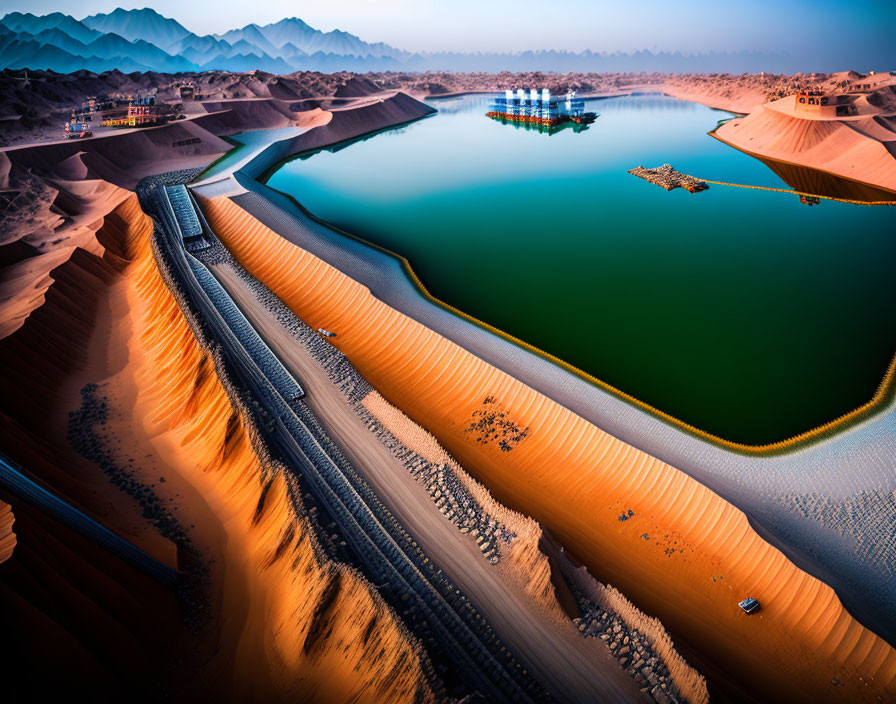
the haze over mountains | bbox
[0,7,822,75]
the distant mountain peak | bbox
[81,7,191,51]
[0,7,813,76]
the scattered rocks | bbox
[573,584,686,704]
[67,382,210,624]
[464,396,529,452]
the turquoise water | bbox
[196,126,301,181]
[265,93,896,444]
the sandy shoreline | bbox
[709,130,896,198]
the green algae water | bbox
[265,93,896,445]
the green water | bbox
[265,93,896,445]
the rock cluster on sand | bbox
[575,603,682,704]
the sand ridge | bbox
[124,194,439,702]
[0,501,14,565]
[201,194,896,703]
[664,73,896,193]
[360,389,707,702]
[0,186,438,700]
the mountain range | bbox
[0,8,797,75]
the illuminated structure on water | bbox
[487,88,597,129]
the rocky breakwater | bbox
[628,164,709,193]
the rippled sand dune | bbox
[202,195,896,703]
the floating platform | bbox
[487,111,566,127]
[486,111,597,128]
[628,164,709,193]
[487,116,592,135]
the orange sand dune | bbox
[0,190,436,701]
[0,153,130,339]
[0,501,14,564]
[117,194,438,702]
[202,195,896,703]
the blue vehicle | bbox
[738,597,761,614]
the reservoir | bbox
[264,93,896,445]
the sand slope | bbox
[0,501,14,565]
[715,102,896,192]
[663,81,768,114]
[0,188,437,701]
[202,195,896,703]
[125,215,438,702]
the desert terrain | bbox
[0,67,894,702]
[4,67,894,194]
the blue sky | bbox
[8,0,896,65]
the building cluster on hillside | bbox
[791,71,896,118]
[793,90,858,117]
[64,93,162,138]
[174,80,205,101]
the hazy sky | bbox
[8,0,896,63]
